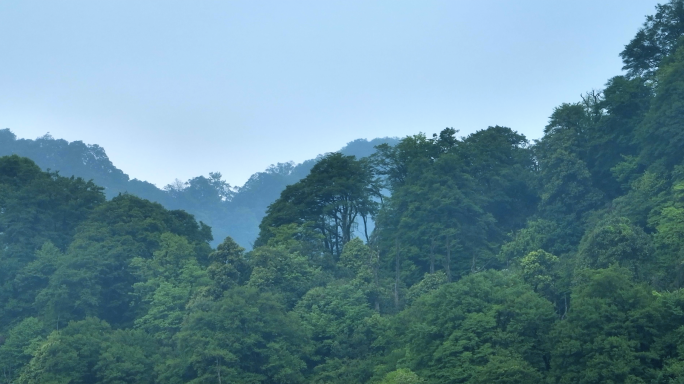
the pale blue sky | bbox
[0,1,660,187]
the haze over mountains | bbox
[0,128,397,248]
[7,2,684,383]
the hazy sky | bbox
[0,1,661,188]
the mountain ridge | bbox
[0,128,398,248]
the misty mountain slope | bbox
[8,3,684,383]
[0,128,397,247]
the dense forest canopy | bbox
[4,1,684,383]
[0,129,398,249]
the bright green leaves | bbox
[177,286,310,384]
[378,368,426,384]
[131,233,210,340]
[296,283,373,356]
[339,239,387,310]
[16,318,159,384]
[548,267,660,383]
[649,183,684,288]
[0,317,45,383]
[247,244,320,307]
[468,353,543,384]
[92,329,159,384]
[519,250,559,297]
[405,272,447,305]
[295,283,376,382]
[399,270,555,383]
[339,238,377,276]
[17,317,110,384]
[132,232,209,288]
[206,236,249,294]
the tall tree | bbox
[0,155,104,330]
[176,286,310,384]
[636,44,684,170]
[621,0,684,79]
[257,153,379,257]
[399,270,555,383]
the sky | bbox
[0,0,662,188]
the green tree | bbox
[17,317,110,384]
[399,270,555,383]
[548,267,660,383]
[518,250,559,299]
[93,329,159,384]
[649,181,684,288]
[339,239,388,311]
[206,236,249,296]
[612,170,670,228]
[7,243,61,325]
[637,44,684,170]
[33,195,212,328]
[378,368,426,384]
[257,153,379,256]
[589,77,652,197]
[176,286,310,384]
[650,289,684,384]
[0,317,45,383]
[131,233,210,341]
[405,271,448,305]
[371,132,443,191]
[374,126,536,284]
[295,282,377,383]
[0,155,104,255]
[577,217,653,279]
[620,0,684,79]
[247,244,320,307]
[0,156,104,329]
[536,146,604,254]
[468,353,543,384]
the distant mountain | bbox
[0,128,397,248]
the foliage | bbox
[548,266,661,383]
[621,0,684,79]
[6,4,684,382]
[399,270,555,383]
[257,153,380,257]
[378,368,425,384]
[177,286,310,384]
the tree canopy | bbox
[5,2,684,383]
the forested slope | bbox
[3,1,684,383]
[0,129,396,248]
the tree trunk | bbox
[374,247,381,312]
[445,234,452,282]
[361,213,370,243]
[217,357,222,384]
[429,238,435,274]
[394,237,400,308]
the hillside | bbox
[4,2,684,383]
[0,128,397,248]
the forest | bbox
[0,128,397,250]
[3,1,684,383]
